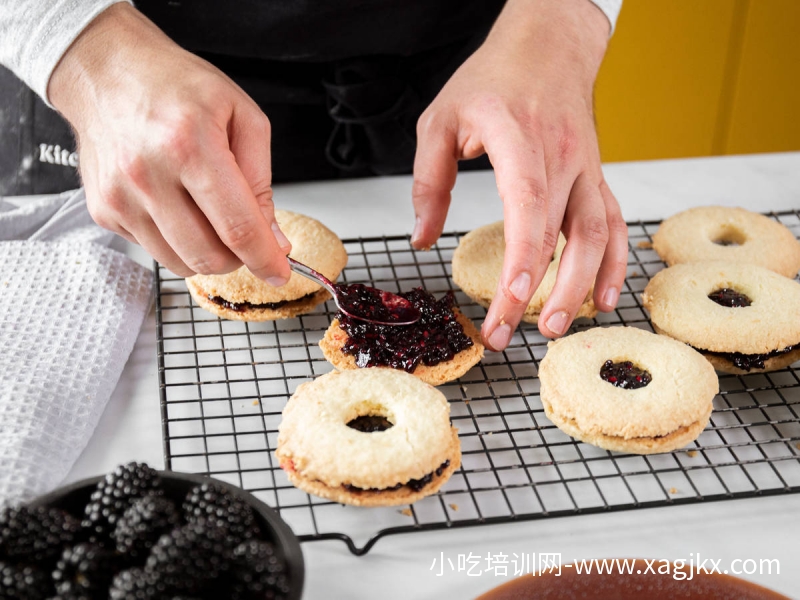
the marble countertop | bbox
[65,152,800,599]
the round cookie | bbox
[186,210,348,321]
[652,206,800,278]
[538,326,718,455]
[643,261,800,374]
[276,368,461,507]
[452,222,597,324]
[319,289,484,386]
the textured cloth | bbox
[0,189,152,504]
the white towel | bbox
[0,189,152,504]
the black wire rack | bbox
[155,210,800,555]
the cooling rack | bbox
[155,210,800,555]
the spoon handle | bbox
[286,256,336,296]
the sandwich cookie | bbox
[276,368,461,507]
[643,261,800,374]
[652,206,800,278]
[452,221,597,324]
[186,210,347,321]
[319,287,484,386]
[538,326,718,454]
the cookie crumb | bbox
[669,487,678,494]
[637,240,653,249]
[252,400,260,406]
[686,450,698,458]
[449,503,459,511]
[795,443,800,451]
[399,508,413,517]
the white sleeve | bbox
[0,0,132,107]
[588,0,623,35]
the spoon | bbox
[287,257,420,325]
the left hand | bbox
[410,0,628,351]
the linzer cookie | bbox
[452,222,597,324]
[652,206,800,278]
[643,261,800,374]
[319,288,484,386]
[538,326,718,454]
[276,368,461,507]
[186,210,347,321]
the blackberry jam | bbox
[337,288,473,373]
[708,288,752,308]
[208,293,314,312]
[600,360,652,389]
[343,460,451,494]
[346,415,394,433]
[335,283,419,324]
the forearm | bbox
[482,0,612,92]
[0,0,131,106]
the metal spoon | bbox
[287,257,420,325]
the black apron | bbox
[0,0,504,195]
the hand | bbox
[410,0,628,350]
[49,4,291,283]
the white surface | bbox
[66,152,800,599]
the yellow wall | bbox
[595,0,800,162]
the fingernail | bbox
[411,216,422,247]
[266,275,289,287]
[603,286,619,309]
[545,310,570,336]
[487,323,512,351]
[509,271,531,303]
[271,221,291,251]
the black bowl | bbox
[30,470,304,599]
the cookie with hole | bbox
[186,210,348,321]
[451,222,597,324]
[275,368,461,507]
[651,206,800,278]
[538,326,718,455]
[643,261,800,374]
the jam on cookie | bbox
[600,360,652,390]
[337,288,473,373]
[707,288,751,308]
[346,415,394,433]
[207,292,316,313]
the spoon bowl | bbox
[287,257,420,326]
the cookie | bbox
[652,206,800,278]
[319,288,484,386]
[452,222,597,324]
[276,368,461,507]
[643,261,800,374]
[186,210,348,321]
[538,326,718,454]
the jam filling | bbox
[699,343,799,371]
[334,283,418,324]
[708,288,752,308]
[343,460,451,494]
[208,292,315,312]
[346,415,394,433]
[337,288,473,373]
[600,360,652,389]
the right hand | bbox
[49,3,292,284]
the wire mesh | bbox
[155,210,800,555]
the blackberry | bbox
[109,568,162,600]
[51,543,118,599]
[82,462,162,544]
[0,560,51,599]
[230,540,290,600]
[145,522,232,595]
[182,483,259,544]
[113,494,181,561]
[0,504,80,565]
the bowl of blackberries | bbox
[0,462,303,599]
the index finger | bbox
[481,130,550,352]
[182,117,291,285]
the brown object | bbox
[475,559,789,600]
[319,309,484,386]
